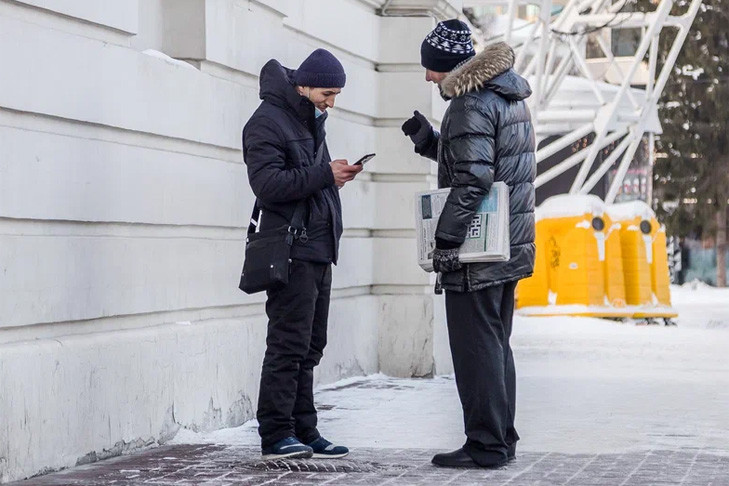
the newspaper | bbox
[415,181,510,272]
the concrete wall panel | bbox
[12,0,139,34]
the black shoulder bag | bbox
[237,199,307,294]
[238,142,324,294]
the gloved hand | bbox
[432,248,462,273]
[401,110,433,147]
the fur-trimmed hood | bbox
[440,42,532,101]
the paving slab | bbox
[12,445,729,486]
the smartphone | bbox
[354,153,376,166]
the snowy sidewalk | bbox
[13,285,729,485]
[15,445,729,485]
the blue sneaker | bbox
[307,437,349,459]
[261,437,313,460]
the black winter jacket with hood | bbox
[416,42,537,292]
[242,59,342,264]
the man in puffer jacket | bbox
[402,20,536,468]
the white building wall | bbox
[0,0,459,482]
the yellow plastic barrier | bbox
[517,195,629,317]
[518,197,675,320]
[652,226,672,306]
[606,202,676,319]
[618,221,653,306]
[551,214,605,308]
[516,222,549,307]
[603,217,627,308]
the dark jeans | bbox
[257,259,332,449]
[445,281,519,466]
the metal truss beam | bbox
[468,0,702,202]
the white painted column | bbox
[372,6,461,377]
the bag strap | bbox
[246,199,306,235]
[247,204,260,236]
[247,140,327,239]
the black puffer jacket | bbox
[242,59,342,264]
[416,42,536,292]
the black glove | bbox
[401,110,433,146]
[432,248,463,273]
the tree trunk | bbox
[717,204,728,287]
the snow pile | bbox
[681,278,714,290]
[671,283,729,330]
[535,195,657,223]
[536,194,605,221]
[605,200,655,222]
[142,49,198,71]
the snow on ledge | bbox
[142,49,198,71]
[606,201,656,222]
[536,194,606,221]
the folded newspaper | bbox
[415,181,510,272]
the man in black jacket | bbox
[242,49,362,460]
[402,20,536,468]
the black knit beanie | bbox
[420,19,475,72]
[293,48,346,88]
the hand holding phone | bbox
[354,153,376,166]
[331,159,362,188]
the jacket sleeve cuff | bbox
[435,237,461,250]
[321,161,335,186]
[414,129,435,154]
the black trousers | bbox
[445,281,519,466]
[257,259,332,448]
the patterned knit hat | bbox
[293,48,346,88]
[420,19,475,72]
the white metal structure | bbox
[465,0,702,202]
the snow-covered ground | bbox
[173,284,729,456]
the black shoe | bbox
[261,437,313,460]
[431,448,480,468]
[307,437,349,459]
[507,443,516,461]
